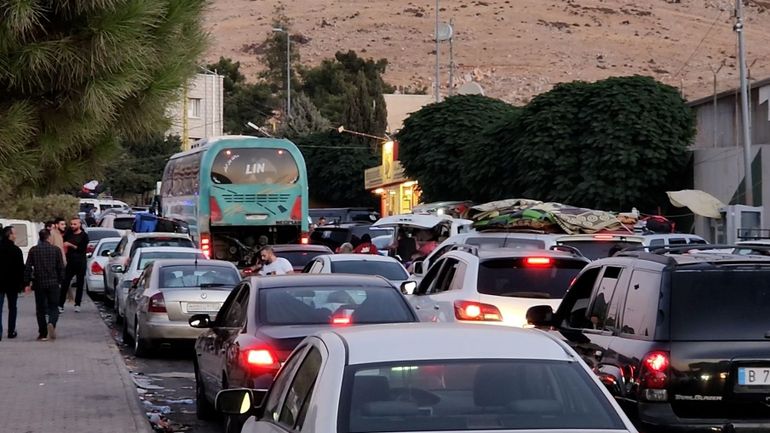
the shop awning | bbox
[666,190,725,219]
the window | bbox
[416,258,445,295]
[586,267,625,331]
[264,347,307,423]
[668,238,687,245]
[558,241,640,260]
[188,98,202,118]
[279,348,322,428]
[136,251,204,271]
[115,237,128,255]
[448,262,467,292]
[330,260,408,281]
[279,250,328,269]
[648,239,664,247]
[211,148,299,185]
[563,267,602,329]
[220,284,249,328]
[476,258,585,299]
[431,259,461,294]
[97,241,119,255]
[159,265,240,289]
[620,270,661,337]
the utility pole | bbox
[435,0,440,102]
[273,28,291,118]
[448,18,455,96]
[735,0,753,205]
[710,61,725,147]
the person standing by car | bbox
[257,246,294,276]
[24,229,65,340]
[59,217,89,313]
[353,234,379,255]
[0,226,24,340]
[50,217,67,265]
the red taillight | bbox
[290,196,302,221]
[91,261,103,275]
[148,292,166,313]
[525,257,552,266]
[300,233,309,245]
[210,197,223,222]
[454,301,503,321]
[331,315,352,325]
[242,348,280,371]
[200,234,211,259]
[641,351,669,389]
[593,234,615,240]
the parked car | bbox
[553,232,707,260]
[97,213,136,236]
[104,232,195,301]
[79,198,131,218]
[241,244,333,275]
[113,247,206,322]
[85,237,121,295]
[406,246,589,327]
[310,223,392,252]
[309,207,379,224]
[84,227,121,257]
[216,323,638,433]
[302,254,409,286]
[123,259,241,357]
[526,246,770,432]
[189,274,418,431]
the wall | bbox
[167,73,224,148]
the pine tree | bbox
[280,93,331,139]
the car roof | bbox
[248,273,394,289]
[151,259,235,268]
[607,250,770,267]
[130,232,190,239]
[272,244,332,252]
[86,227,121,233]
[322,254,403,263]
[135,247,203,254]
[96,237,122,244]
[322,324,574,365]
[444,247,588,263]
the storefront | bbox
[364,140,421,217]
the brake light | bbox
[210,197,223,222]
[200,234,211,259]
[91,261,104,275]
[593,234,615,240]
[525,257,552,266]
[242,348,280,371]
[148,292,166,313]
[290,196,302,221]
[640,351,670,401]
[454,301,503,321]
[332,315,352,325]
[300,233,309,245]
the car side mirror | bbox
[215,388,267,417]
[111,264,125,274]
[400,281,417,295]
[189,314,213,328]
[412,260,424,275]
[101,250,112,257]
[526,305,554,327]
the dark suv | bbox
[527,248,770,432]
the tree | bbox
[294,131,379,206]
[104,134,182,199]
[396,95,519,202]
[0,0,208,197]
[259,4,301,96]
[207,57,276,135]
[279,93,331,139]
[490,76,694,210]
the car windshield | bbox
[211,148,299,185]
[277,250,329,268]
[331,260,408,281]
[477,258,585,299]
[113,217,135,230]
[342,359,624,433]
[259,286,414,325]
[130,237,194,255]
[671,269,770,341]
[137,252,204,270]
[557,240,640,260]
[159,265,240,289]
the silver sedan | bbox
[123,258,241,357]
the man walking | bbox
[0,226,25,340]
[24,229,65,340]
[60,217,89,312]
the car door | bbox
[126,268,151,336]
[106,236,129,294]
[419,258,468,322]
[219,283,251,391]
[411,257,446,321]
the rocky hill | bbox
[204,0,770,104]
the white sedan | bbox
[302,254,409,286]
[216,323,638,433]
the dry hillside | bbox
[204,0,770,104]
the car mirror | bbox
[400,281,417,295]
[86,252,93,259]
[412,260,424,275]
[215,388,267,416]
[111,264,125,274]
[101,250,112,257]
[526,305,554,327]
[188,314,213,328]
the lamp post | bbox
[735,0,753,206]
[273,27,291,118]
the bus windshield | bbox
[211,148,299,185]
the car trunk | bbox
[162,288,233,322]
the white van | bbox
[79,198,131,218]
[0,219,44,261]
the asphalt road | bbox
[91,295,221,433]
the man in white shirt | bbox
[257,246,294,276]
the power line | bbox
[673,9,726,79]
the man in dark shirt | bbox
[24,229,65,340]
[0,226,25,340]
[59,217,89,312]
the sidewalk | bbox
[0,293,151,433]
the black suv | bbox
[527,248,770,432]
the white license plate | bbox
[187,302,221,312]
[738,368,770,386]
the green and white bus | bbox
[160,136,309,264]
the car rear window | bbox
[138,252,204,270]
[130,237,194,255]
[466,237,545,250]
[558,240,640,260]
[671,269,770,341]
[310,228,350,249]
[97,241,119,255]
[87,229,121,241]
[331,260,408,281]
[259,286,414,325]
[159,265,240,289]
[342,359,624,433]
[278,250,329,268]
[113,217,135,230]
[477,258,586,299]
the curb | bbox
[91,297,154,433]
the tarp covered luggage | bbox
[133,212,158,233]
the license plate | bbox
[738,368,770,386]
[187,302,221,312]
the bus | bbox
[160,136,309,264]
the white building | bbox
[167,72,224,150]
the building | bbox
[167,72,224,150]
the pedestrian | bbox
[256,246,294,276]
[85,208,97,227]
[353,234,379,255]
[49,217,68,265]
[59,217,89,313]
[338,242,354,253]
[318,217,327,226]
[0,226,25,340]
[24,229,65,341]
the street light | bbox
[336,125,390,141]
[246,122,274,137]
[272,27,291,118]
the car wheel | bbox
[113,294,123,324]
[195,364,216,420]
[133,320,152,357]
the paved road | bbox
[91,296,221,433]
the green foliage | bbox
[0,0,208,197]
[207,57,276,135]
[397,95,520,202]
[490,76,694,210]
[104,134,182,197]
[294,131,379,206]
[1,194,79,222]
[259,5,301,95]
[279,93,331,139]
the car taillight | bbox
[242,348,280,371]
[525,257,552,266]
[290,196,302,221]
[331,315,352,325]
[148,292,166,313]
[300,232,309,245]
[210,197,223,222]
[640,351,669,402]
[454,301,503,321]
[593,234,616,240]
[200,234,211,259]
[91,261,103,275]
